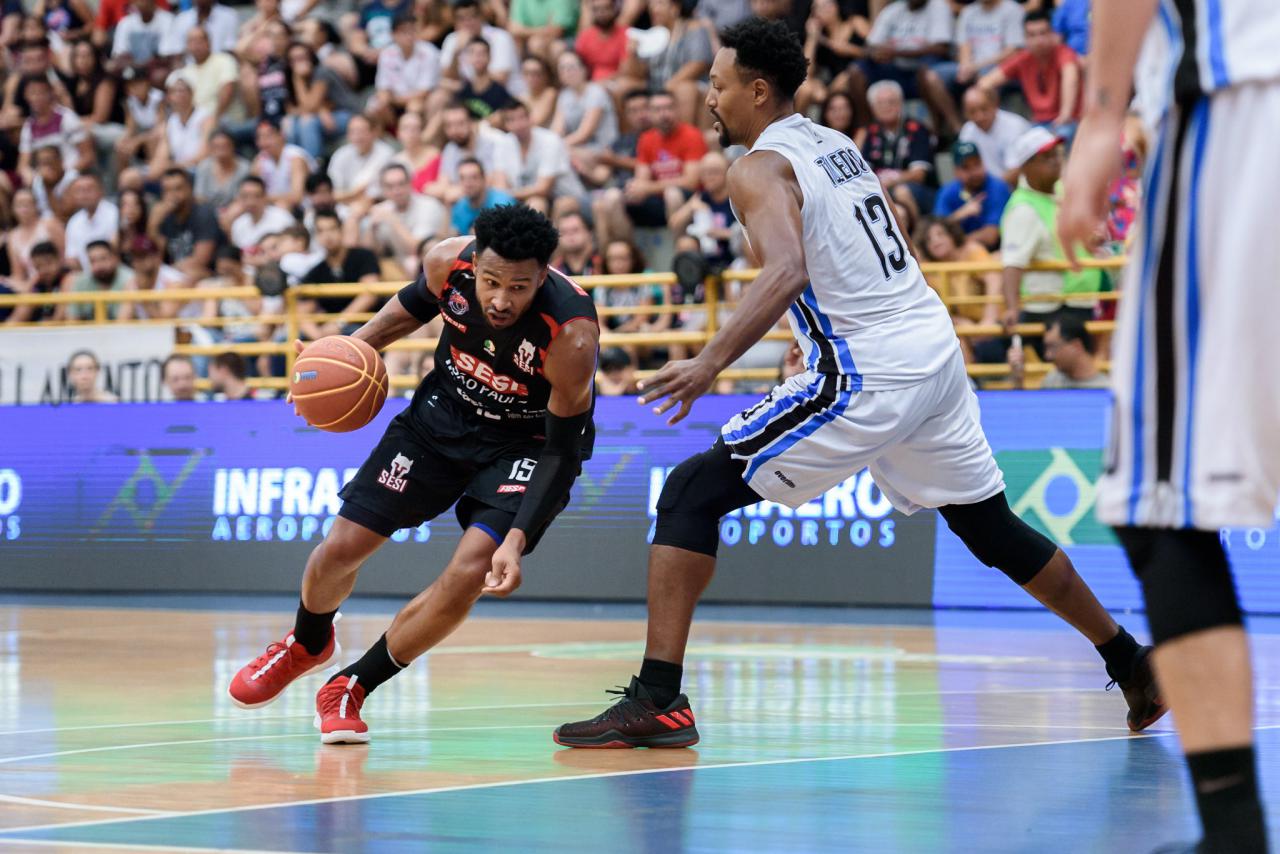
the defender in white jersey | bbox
[557,18,1165,751]
[1061,1,1280,850]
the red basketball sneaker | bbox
[227,628,340,709]
[315,675,369,744]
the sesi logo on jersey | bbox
[449,346,529,396]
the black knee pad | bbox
[939,492,1058,585]
[653,439,763,557]
[1115,527,1242,645]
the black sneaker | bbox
[1110,645,1169,732]
[554,677,700,748]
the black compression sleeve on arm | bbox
[397,275,440,324]
[510,410,590,541]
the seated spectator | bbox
[208,351,258,400]
[1052,0,1090,57]
[67,349,119,403]
[519,56,558,127]
[820,90,858,138]
[109,0,181,69]
[283,41,362,159]
[796,0,868,114]
[31,144,78,219]
[594,89,704,247]
[150,166,224,280]
[252,120,313,210]
[199,245,265,345]
[67,240,132,320]
[369,14,439,125]
[116,188,148,254]
[161,353,200,401]
[299,208,381,338]
[1,37,68,130]
[39,0,94,47]
[18,76,92,184]
[429,102,518,202]
[552,210,602,276]
[64,171,118,270]
[227,32,291,142]
[176,27,238,123]
[7,187,65,281]
[508,0,577,64]
[410,0,448,45]
[850,0,960,138]
[854,80,936,223]
[195,130,251,212]
[391,111,438,192]
[146,74,213,176]
[439,0,524,99]
[595,239,656,360]
[573,89,649,188]
[4,240,70,323]
[958,85,1030,184]
[999,126,1101,355]
[631,0,712,125]
[668,151,737,269]
[224,175,296,264]
[954,0,1023,88]
[340,0,414,80]
[1028,312,1109,389]
[279,223,324,285]
[64,40,122,162]
[124,234,187,318]
[933,140,1009,250]
[356,163,447,277]
[553,51,619,153]
[457,38,514,121]
[979,11,1080,139]
[450,158,516,235]
[915,216,1001,362]
[301,173,350,235]
[327,113,395,211]
[114,67,164,175]
[174,0,238,55]
[575,0,627,84]
[93,0,169,49]
[504,99,584,216]
[596,346,638,396]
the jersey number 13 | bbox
[853,193,908,279]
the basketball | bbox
[290,336,389,432]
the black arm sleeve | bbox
[397,274,440,324]
[510,409,591,539]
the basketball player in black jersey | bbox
[227,205,600,744]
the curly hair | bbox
[719,17,808,101]
[474,204,560,266]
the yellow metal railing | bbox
[0,256,1128,391]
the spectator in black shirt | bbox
[225,30,289,145]
[854,79,937,226]
[457,38,511,121]
[151,166,224,279]
[299,207,381,338]
[552,210,601,276]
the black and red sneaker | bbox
[1111,645,1169,732]
[553,677,699,748]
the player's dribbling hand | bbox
[484,539,524,597]
[638,357,716,425]
[1058,114,1125,271]
[285,339,306,406]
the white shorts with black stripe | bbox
[722,348,1005,512]
[1097,81,1280,530]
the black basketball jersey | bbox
[405,242,599,452]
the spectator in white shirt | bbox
[64,172,120,271]
[955,0,1023,87]
[147,74,213,176]
[370,15,440,126]
[173,0,239,54]
[503,100,585,217]
[18,76,92,184]
[176,27,239,121]
[326,113,395,211]
[252,120,314,209]
[110,0,181,67]
[355,163,447,278]
[852,0,961,137]
[959,85,1031,184]
[438,0,524,101]
[224,175,297,265]
[428,102,518,203]
[31,145,79,220]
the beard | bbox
[711,111,732,148]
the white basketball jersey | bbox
[744,114,956,390]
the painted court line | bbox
[0,839,303,854]
[0,795,172,816]
[0,729,1184,839]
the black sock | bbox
[293,600,337,656]
[333,634,406,695]
[1096,625,1140,683]
[638,658,683,709]
[1187,746,1268,853]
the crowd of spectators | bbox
[0,0,1132,402]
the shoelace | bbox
[319,682,358,718]
[598,685,646,725]
[248,642,291,681]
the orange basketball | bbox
[290,336,389,433]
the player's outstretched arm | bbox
[350,236,474,350]
[485,318,600,596]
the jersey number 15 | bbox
[854,193,908,279]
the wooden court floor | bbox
[0,597,1278,853]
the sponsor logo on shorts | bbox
[497,484,526,494]
[294,370,317,382]
[1208,472,1245,483]
[441,312,467,332]
[449,346,529,396]
[514,339,537,374]
[773,470,796,488]
[448,290,469,315]
[377,452,413,493]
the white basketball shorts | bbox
[1097,81,1280,530]
[722,348,1005,513]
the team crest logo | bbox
[448,290,469,316]
[514,339,536,374]
[483,339,496,356]
[377,452,413,493]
